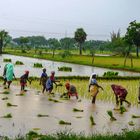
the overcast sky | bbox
[0,0,140,40]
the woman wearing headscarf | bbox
[5,63,16,88]
[88,73,103,104]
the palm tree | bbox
[0,30,8,54]
[74,28,87,55]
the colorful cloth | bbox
[90,85,99,96]
[20,74,28,86]
[41,72,48,85]
[46,77,54,90]
[5,63,14,81]
[111,84,127,99]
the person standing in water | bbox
[5,63,16,88]
[88,73,103,104]
[40,68,48,93]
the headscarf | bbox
[89,73,96,85]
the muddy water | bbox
[0,84,140,138]
[0,54,140,77]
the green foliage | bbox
[37,114,49,117]
[33,63,43,68]
[59,120,71,125]
[2,113,12,118]
[15,61,24,65]
[107,110,117,121]
[3,58,12,62]
[58,66,72,72]
[74,28,87,55]
[132,115,140,118]
[60,50,72,58]
[73,108,84,112]
[21,49,27,53]
[90,115,96,125]
[103,71,119,77]
[3,91,10,94]
[125,20,140,57]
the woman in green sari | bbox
[5,63,15,88]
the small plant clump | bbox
[6,102,18,107]
[132,115,140,118]
[37,114,49,117]
[73,108,84,112]
[48,98,61,103]
[59,120,71,125]
[107,110,117,121]
[33,63,43,68]
[58,66,72,72]
[3,58,12,62]
[3,91,10,94]
[120,106,127,114]
[1,97,8,100]
[15,61,24,65]
[128,121,135,126]
[2,113,12,118]
[103,71,119,77]
[90,115,96,125]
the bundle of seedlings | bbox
[73,108,84,112]
[1,113,12,118]
[48,98,61,103]
[107,110,117,121]
[132,115,140,118]
[120,106,127,114]
[3,91,10,94]
[7,102,18,107]
[33,63,43,68]
[90,115,96,125]
[37,114,49,117]
[59,120,71,125]
[128,121,135,126]
[1,97,8,100]
[15,61,24,65]
[3,58,12,62]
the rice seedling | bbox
[3,58,12,62]
[37,114,49,117]
[132,115,140,118]
[1,97,8,100]
[75,116,83,119]
[73,108,84,112]
[90,115,96,125]
[3,91,10,94]
[6,102,18,107]
[48,98,61,103]
[1,113,12,118]
[107,110,117,121]
[15,61,24,65]
[58,66,72,72]
[128,121,135,126]
[59,120,71,125]
[33,63,43,68]
[120,106,127,114]
[16,93,25,96]
[32,128,41,131]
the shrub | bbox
[21,50,27,53]
[103,71,119,77]
[3,58,12,62]
[15,61,24,65]
[58,66,72,72]
[33,63,43,68]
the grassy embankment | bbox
[1,130,140,140]
[4,48,140,72]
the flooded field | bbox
[0,84,140,138]
[0,54,140,77]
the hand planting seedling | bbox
[59,120,71,125]
[6,102,18,107]
[120,106,127,114]
[90,115,96,125]
[107,110,117,121]
[128,121,135,126]
[73,108,84,112]
[2,97,8,100]
[37,114,49,117]
[1,113,12,118]
[132,115,140,118]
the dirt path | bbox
[0,84,140,138]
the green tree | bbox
[74,28,87,55]
[125,20,140,57]
[0,30,8,54]
[48,38,60,57]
